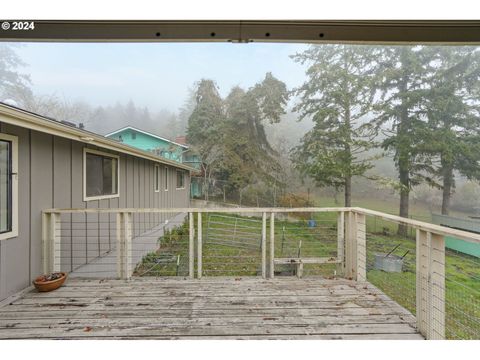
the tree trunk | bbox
[397,67,411,237]
[344,176,352,207]
[441,162,454,215]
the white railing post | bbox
[262,212,267,279]
[197,212,202,279]
[269,212,275,279]
[116,212,124,279]
[42,212,60,274]
[116,212,133,280]
[344,211,366,281]
[337,211,345,277]
[345,211,356,280]
[416,229,445,339]
[125,212,133,279]
[189,212,195,279]
[356,212,366,282]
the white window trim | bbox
[164,166,168,191]
[83,148,120,202]
[176,170,185,190]
[0,133,18,241]
[154,164,160,192]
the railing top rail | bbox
[352,207,480,244]
[42,206,480,244]
[42,207,350,214]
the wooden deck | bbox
[0,277,423,340]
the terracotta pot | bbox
[33,272,67,292]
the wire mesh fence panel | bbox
[201,213,263,277]
[365,218,417,316]
[273,212,338,278]
[54,211,190,278]
[131,213,190,277]
[57,212,119,277]
[444,248,480,339]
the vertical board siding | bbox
[29,131,54,283]
[0,123,190,301]
[0,124,31,300]
[53,137,72,272]
[71,141,86,272]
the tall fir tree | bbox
[290,44,379,207]
[374,46,437,235]
[423,46,480,215]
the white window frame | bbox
[176,170,185,190]
[0,133,18,241]
[83,148,120,202]
[164,166,168,191]
[154,164,160,192]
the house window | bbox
[154,164,160,192]
[83,148,119,201]
[176,170,185,189]
[0,133,18,240]
[131,132,136,140]
[164,166,168,191]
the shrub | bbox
[278,193,314,219]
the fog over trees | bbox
[2,43,480,218]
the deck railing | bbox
[42,206,480,340]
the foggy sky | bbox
[14,42,309,112]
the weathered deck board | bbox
[0,277,423,340]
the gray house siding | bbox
[0,122,190,302]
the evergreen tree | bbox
[187,74,288,199]
[221,73,289,193]
[187,79,225,148]
[424,46,480,215]
[290,44,379,206]
[187,79,226,199]
[374,46,436,235]
[0,44,32,105]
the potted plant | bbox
[32,272,67,292]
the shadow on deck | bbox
[0,277,423,339]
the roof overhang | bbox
[1,20,480,44]
[105,126,189,149]
[0,103,196,172]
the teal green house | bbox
[105,126,187,162]
[105,126,203,198]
